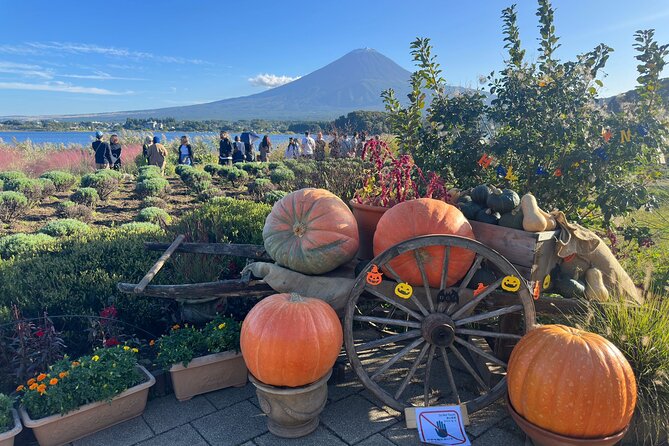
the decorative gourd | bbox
[555,277,586,298]
[537,207,558,230]
[459,201,482,220]
[263,188,359,275]
[508,324,636,438]
[584,267,609,301]
[499,208,524,230]
[373,198,475,287]
[457,194,472,204]
[487,188,520,213]
[470,184,491,205]
[446,188,460,205]
[240,293,343,387]
[475,208,500,225]
[520,193,548,232]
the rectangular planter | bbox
[169,351,247,401]
[19,365,155,446]
[0,409,22,446]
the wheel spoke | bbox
[439,347,461,404]
[353,315,422,329]
[456,328,522,340]
[450,278,503,319]
[455,305,523,327]
[453,337,507,368]
[383,262,430,316]
[394,342,431,400]
[458,254,484,292]
[439,246,451,290]
[423,345,436,406]
[356,330,422,352]
[371,338,424,381]
[414,250,435,312]
[366,288,424,321]
[449,345,490,391]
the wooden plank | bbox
[134,235,186,294]
[405,404,470,427]
[118,279,273,300]
[144,242,272,261]
[485,292,587,315]
[529,239,559,287]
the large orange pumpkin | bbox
[240,293,343,387]
[507,324,637,438]
[263,188,359,275]
[373,198,475,287]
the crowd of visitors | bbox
[92,129,378,174]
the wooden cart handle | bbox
[134,234,186,294]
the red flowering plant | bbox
[353,139,454,207]
[88,305,125,349]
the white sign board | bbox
[415,406,471,446]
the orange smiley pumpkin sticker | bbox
[366,265,383,286]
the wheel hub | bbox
[421,313,456,347]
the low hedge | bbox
[269,167,295,188]
[0,191,29,222]
[136,177,169,198]
[141,196,168,209]
[38,219,90,237]
[4,177,44,204]
[0,171,26,183]
[70,187,100,207]
[57,200,93,222]
[136,206,172,226]
[37,178,56,197]
[80,172,119,200]
[248,178,274,200]
[0,233,57,259]
[263,189,289,205]
[40,171,77,192]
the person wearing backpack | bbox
[92,130,112,169]
[232,135,246,164]
[147,136,168,174]
[219,131,233,165]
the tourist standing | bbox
[355,132,366,157]
[219,131,233,165]
[240,130,261,161]
[285,137,299,160]
[109,134,122,170]
[92,131,112,169]
[340,134,353,158]
[142,136,152,162]
[258,135,272,162]
[232,136,246,163]
[177,135,194,165]
[329,132,341,159]
[301,131,315,159]
[147,136,168,175]
[314,132,326,161]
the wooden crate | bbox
[469,221,559,285]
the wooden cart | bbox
[119,223,576,416]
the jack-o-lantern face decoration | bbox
[501,275,521,293]
[543,274,551,290]
[366,265,383,286]
[394,282,413,299]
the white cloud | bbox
[248,73,300,88]
[0,81,132,95]
[0,61,53,79]
[60,71,146,81]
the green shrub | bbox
[263,189,289,205]
[247,178,274,200]
[136,177,168,198]
[70,187,100,207]
[285,161,316,188]
[37,178,56,197]
[80,172,119,200]
[197,187,225,202]
[0,171,26,183]
[0,191,29,222]
[40,171,76,192]
[175,164,195,178]
[204,163,224,176]
[141,196,168,209]
[95,169,123,180]
[38,219,90,237]
[0,233,57,259]
[137,165,162,182]
[119,222,161,232]
[136,207,172,226]
[239,162,267,175]
[57,200,93,222]
[167,197,271,283]
[226,168,248,187]
[270,167,295,188]
[0,393,11,432]
[218,165,236,181]
[4,177,43,205]
[268,162,284,170]
[181,169,212,194]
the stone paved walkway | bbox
[18,368,527,446]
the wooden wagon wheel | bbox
[344,235,536,414]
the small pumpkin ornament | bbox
[263,188,359,275]
[240,293,343,387]
[507,324,637,438]
[373,198,475,287]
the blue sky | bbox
[0,0,667,116]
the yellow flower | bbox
[37,384,46,394]
[92,355,100,362]
[149,340,155,347]
[172,324,180,330]
[218,323,226,330]
[538,79,547,87]
[49,378,58,385]
[29,383,38,391]
[27,378,36,385]
[37,373,47,382]
[131,348,139,353]
[59,371,68,379]
[123,346,130,351]
[16,385,24,391]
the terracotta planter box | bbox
[0,409,22,446]
[169,351,247,401]
[19,365,155,446]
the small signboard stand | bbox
[405,405,471,445]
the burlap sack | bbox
[552,211,642,304]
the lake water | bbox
[0,131,301,147]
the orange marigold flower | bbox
[71,361,80,367]
[27,378,36,385]
[16,385,24,391]
[37,384,46,394]
[29,383,38,390]
[37,373,47,382]
[59,371,68,379]
[149,340,155,346]
[172,324,180,330]
[49,378,58,385]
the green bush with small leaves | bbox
[36,178,56,197]
[226,168,248,187]
[181,169,212,194]
[0,191,29,222]
[4,177,43,205]
[119,222,162,232]
[263,189,289,205]
[270,167,295,188]
[0,233,57,259]
[136,177,169,198]
[136,206,172,226]
[80,172,119,200]
[137,165,162,182]
[175,164,195,178]
[204,163,224,176]
[197,187,225,202]
[38,219,90,237]
[57,200,93,222]
[0,171,26,183]
[247,178,274,200]
[141,196,168,209]
[70,187,99,207]
[0,393,12,432]
[268,162,284,170]
[40,171,76,192]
